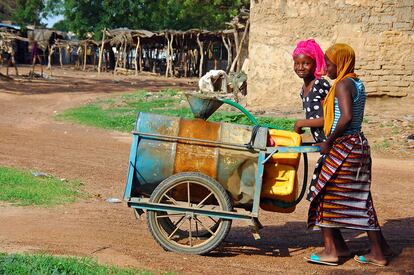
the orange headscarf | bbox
[323,43,357,136]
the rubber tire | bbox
[147,172,232,255]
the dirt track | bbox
[0,67,413,274]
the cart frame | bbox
[124,131,320,226]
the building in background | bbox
[247,0,414,109]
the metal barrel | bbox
[130,112,267,205]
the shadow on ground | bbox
[210,217,414,271]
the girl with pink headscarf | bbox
[292,39,330,143]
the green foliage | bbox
[0,166,83,206]
[58,90,294,132]
[12,0,44,25]
[0,0,17,21]
[0,253,151,275]
[144,0,247,31]
[52,19,70,32]
[44,0,249,39]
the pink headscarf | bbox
[292,39,326,79]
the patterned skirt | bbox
[307,133,380,231]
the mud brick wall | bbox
[247,0,414,109]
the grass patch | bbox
[0,253,153,275]
[58,89,294,132]
[0,166,83,206]
[372,139,391,151]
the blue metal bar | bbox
[128,200,254,221]
[251,152,266,216]
[123,135,140,200]
[266,145,320,154]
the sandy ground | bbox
[0,66,413,274]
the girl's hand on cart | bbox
[314,141,332,154]
[294,120,305,134]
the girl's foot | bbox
[354,252,388,267]
[306,250,339,264]
[354,254,388,267]
[305,253,338,266]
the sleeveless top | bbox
[330,78,366,135]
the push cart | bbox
[124,93,319,255]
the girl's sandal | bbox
[353,255,387,267]
[305,253,339,266]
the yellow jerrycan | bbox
[260,129,302,213]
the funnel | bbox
[185,93,224,120]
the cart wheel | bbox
[147,172,232,255]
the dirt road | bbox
[0,68,413,274]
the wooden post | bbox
[123,37,127,69]
[184,50,188,77]
[139,46,143,72]
[197,33,204,77]
[93,46,96,69]
[230,19,249,72]
[83,42,87,71]
[233,25,239,63]
[98,29,106,74]
[169,33,174,77]
[114,44,120,75]
[165,33,170,77]
[222,34,232,73]
[47,45,53,71]
[59,46,63,68]
[134,36,140,76]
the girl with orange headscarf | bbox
[305,44,392,267]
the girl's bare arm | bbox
[316,79,354,153]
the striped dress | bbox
[307,78,380,231]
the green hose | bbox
[219,99,259,126]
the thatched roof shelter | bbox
[97,18,249,77]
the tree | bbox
[45,0,148,39]
[12,0,44,25]
[52,20,69,32]
[144,0,249,31]
[44,0,249,39]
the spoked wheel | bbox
[147,172,232,255]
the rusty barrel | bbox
[131,112,267,206]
